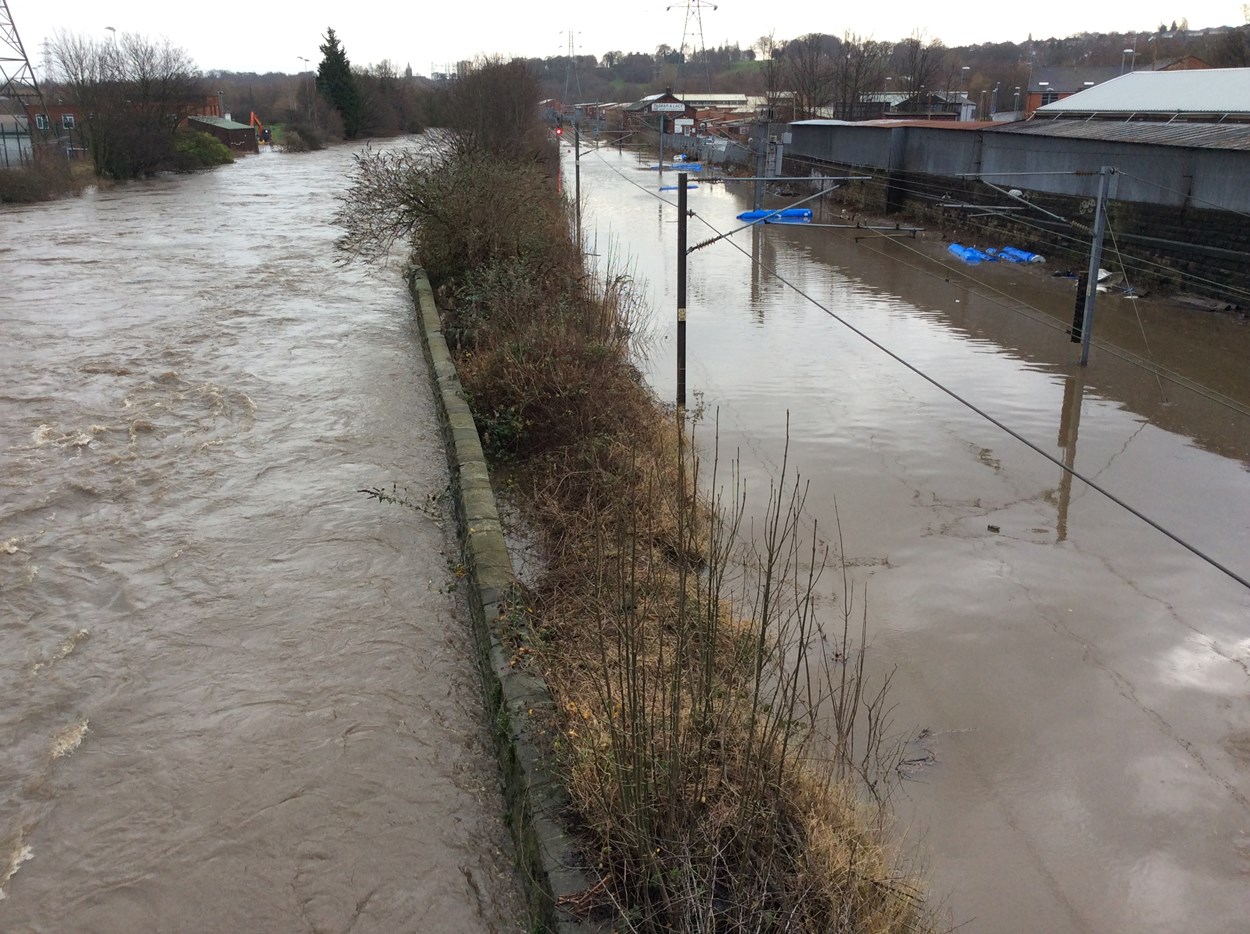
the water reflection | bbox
[1055,371,1086,542]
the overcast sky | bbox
[17,0,1247,76]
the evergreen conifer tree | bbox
[316,28,364,139]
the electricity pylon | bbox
[0,0,48,167]
[561,30,581,105]
[666,0,718,91]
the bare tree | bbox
[448,58,548,163]
[893,30,946,96]
[785,33,838,118]
[753,32,788,121]
[831,34,892,119]
[43,30,203,178]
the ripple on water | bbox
[0,139,523,931]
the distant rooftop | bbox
[1036,68,1250,116]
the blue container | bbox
[947,243,995,264]
[999,245,1045,263]
[736,208,813,222]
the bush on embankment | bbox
[170,129,233,171]
[338,59,932,932]
[276,122,327,153]
[0,158,90,204]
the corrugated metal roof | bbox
[1036,68,1250,114]
[791,118,993,130]
[990,118,1250,151]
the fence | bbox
[661,132,752,166]
[0,125,34,169]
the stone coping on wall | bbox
[407,268,600,934]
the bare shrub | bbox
[543,420,927,931]
[0,159,87,203]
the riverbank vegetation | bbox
[0,159,91,204]
[338,60,932,932]
[40,31,234,179]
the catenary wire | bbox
[780,155,1250,304]
[680,205,1250,592]
[579,144,1250,416]
[846,217,1250,418]
[844,169,1250,305]
[1105,216,1169,401]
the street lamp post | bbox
[297,56,312,121]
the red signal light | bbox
[555,125,563,136]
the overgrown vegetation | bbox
[0,159,89,204]
[338,59,931,932]
[276,124,325,153]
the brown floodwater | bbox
[574,146,1250,932]
[0,143,522,931]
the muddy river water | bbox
[0,144,522,931]
[574,146,1250,932]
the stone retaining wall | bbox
[407,268,599,933]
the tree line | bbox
[525,23,1250,115]
[38,27,439,177]
[33,20,1249,179]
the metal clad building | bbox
[785,69,1250,213]
[988,121,1250,209]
